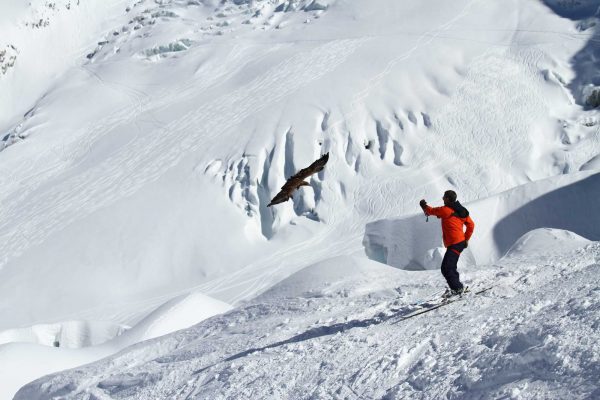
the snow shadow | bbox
[363,213,449,270]
[541,0,600,105]
[542,0,600,19]
[194,306,417,375]
[492,173,600,256]
[363,211,477,271]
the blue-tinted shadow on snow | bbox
[193,305,417,375]
[541,0,600,105]
[363,212,477,270]
[363,211,449,271]
[542,0,600,19]
[492,172,600,256]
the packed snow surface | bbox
[1,0,600,398]
[16,234,600,399]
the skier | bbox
[419,190,475,297]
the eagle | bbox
[267,152,329,207]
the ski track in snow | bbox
[0,41,279,217]
[327,0,482,132]
[1,0,479,259]
[0,0,492,316]
[131,0,493,307]
[1,0,586,319]
[0,38,363,271]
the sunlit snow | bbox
[1,0,599,399]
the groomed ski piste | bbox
[1,0,599,399]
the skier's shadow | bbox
[193,305,415,375]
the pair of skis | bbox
[389,285,494,324]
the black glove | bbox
[419,199,427,209]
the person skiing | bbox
[419,190,475,297]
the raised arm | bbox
[423,204,453,218]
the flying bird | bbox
[267,152,329,207]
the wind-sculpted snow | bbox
[16,239,600,399]
[491,173,600,255]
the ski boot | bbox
[442,286,468,299]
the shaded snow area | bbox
[1,0,600,398]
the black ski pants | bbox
[441,241,467,290]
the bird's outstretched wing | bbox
[288,152,329,182]
[267,190,290,207]
[267,153,329,207]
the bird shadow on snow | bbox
[193,305,417,375]
[492,173,600,256]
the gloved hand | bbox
[419,199,427,209]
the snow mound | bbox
[504,228,592,259]
[119,291,232,342]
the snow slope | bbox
[3,0,598,329]
[1,0,600,397]
[0,0,127,128]
[0,291,231,399]
[16,230,600,399]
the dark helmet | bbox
[443,190,457,203]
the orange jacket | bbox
[424,205,475,247]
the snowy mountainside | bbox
[16,230,600,399]
[0,0,330,144]
[0,0,346,331]
[1,0,600,398]
[0,0,127,128]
